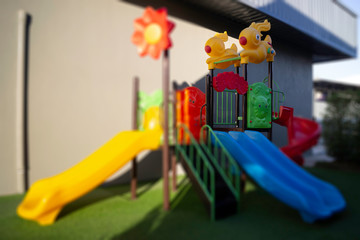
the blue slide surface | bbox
[214,130,346,223]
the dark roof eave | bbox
[125,0,357,62]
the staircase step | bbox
[177,143,238,220]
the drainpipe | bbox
[15,10,27,193]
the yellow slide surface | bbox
[17,129,162,225]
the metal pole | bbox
[131,76,139,200]
[235,66,240,128]
[16,10,28,193]
[268,62,273,141]
[171,81,177,192]
[162,50,170,210]
[205,74,212,127]
[241,64,248,193]
[242,64,248,131]
[209,70,214,128]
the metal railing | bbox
[175,124,216,220]
[200,125,241,202]
[214,90,238,126]
[263,77,285,120]
[273,90,285,120]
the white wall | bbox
[0,4,18,194]
[0,0,218,195]
[0,0,313,196]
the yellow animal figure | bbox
[239,20,276,64]
[205,31,240,70]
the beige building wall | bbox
[0,0,226,195]
[0,3,18,194]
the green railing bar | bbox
[273,90,285,120]
[216,92,219,123]
[221,92,224,123]
[262,76,285,120]
[196,151,200,172]
[176,146,215,219]
[213,90,239,126]
[230,93,233,124]
[176,146,213,199]
[226,92,229,123]
[204,166,208,189]
[214,56,241,65]
[200,125,241,202]
[175,124,216,221]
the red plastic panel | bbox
[176,87,206,142]
[213,72,248,95]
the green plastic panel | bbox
[247,82,271,128]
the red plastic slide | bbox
[274,106,321,165]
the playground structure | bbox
[16,88,163,225]
[173,19,345,222]
[17,9,345,226]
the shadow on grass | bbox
[55,145,166,221]
[111,178,211,240]
[111,173,356,240]
[110,181,297,240]
[102,150,163,186]
[58,178,159,221]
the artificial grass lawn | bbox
[1,166,359,240]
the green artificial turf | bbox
[0,166,359,240]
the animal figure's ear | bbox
[264,35,272,44]
[254,19,271,36]
[230,43,238,52]
[215,31,228,42]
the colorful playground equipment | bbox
[17,7,176,226]
[17,92,163,225]
[216,130,345,223]
[17,10,345,225]
[274,106,321,165]
[174,19,345,222]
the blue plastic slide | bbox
[214,130,346,223]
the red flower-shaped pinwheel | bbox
[132,7,175,59]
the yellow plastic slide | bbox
[17,129,162,225]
